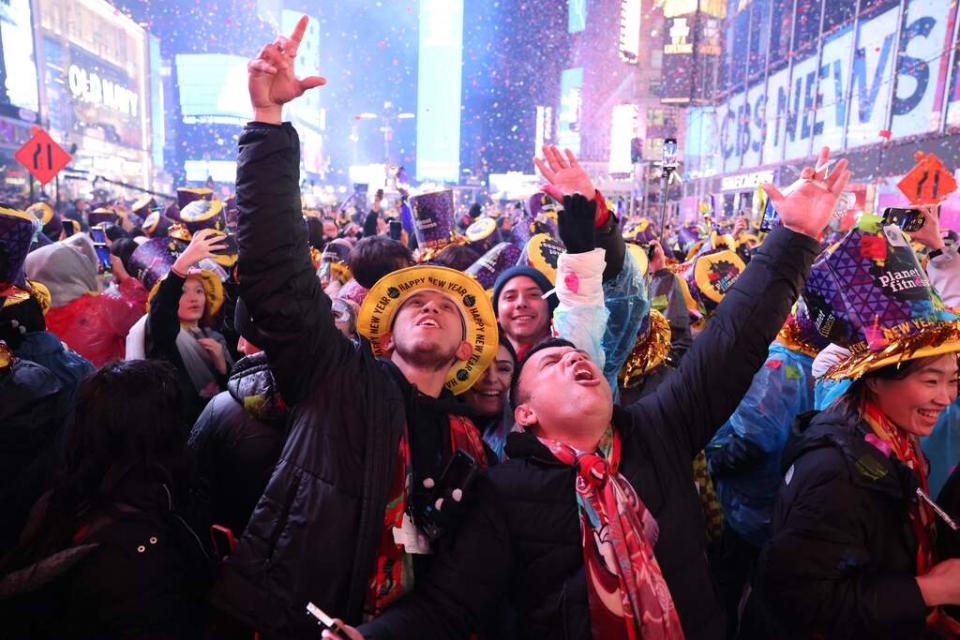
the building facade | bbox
[681,0,960,226]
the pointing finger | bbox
[290,14,308,45]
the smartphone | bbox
[210,524,236,558]
[210,233,238,256]
[90,227,112,272]
[389,219,402,241]
[882,207,926,233]
[62,219,78,237]
[759,198,780,232]
[305,603,347,638]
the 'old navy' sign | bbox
[715,0,951,171]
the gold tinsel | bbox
[823,321,960,380]
[775,316,823,359]
[619,309,672,389]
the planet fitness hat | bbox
[680,249,746,315]
[411,190,457,251]
[519,233,565,284]
[802,216,960,379]
[177,187,213,210]
[358,265,498,395]
[465,242,522,292]
[179,198,226,236]
[88,207,117,227]
[464,217,500,255]
[26,202,54,227]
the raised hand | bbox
[173,229,228,274]
[534,145,597,202]
[248,15,326,124]
[761,146,851,239]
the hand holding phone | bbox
[90,227,112,272]
[882,207,926,233]
[306,603,353,639]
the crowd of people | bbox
[1,16,960,640]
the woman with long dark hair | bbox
[0,360,212,639]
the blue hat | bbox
[492,265,558,318]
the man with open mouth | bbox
[344,158,851,639]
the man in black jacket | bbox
[209,18,503,636]
[333,160,851,638]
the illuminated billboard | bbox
[709,0,955,171]
[38,0,151,186]
[0,0,40,120]
[569,0,587,33]
[557,68,583,155]
[416,0,464,182]
[175,54,251,123]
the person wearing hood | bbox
[744,218,960,638]
[24,232,145,367]
[0,207,94,401]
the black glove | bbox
[558,193,597,254]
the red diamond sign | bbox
[14,127,72,186]
[896,152,957,206]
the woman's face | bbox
[465,345,515,417]
[177,277,207,324]
[867,354,959,437]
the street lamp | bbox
[353,105,415,165]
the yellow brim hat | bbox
[358,265,499,395]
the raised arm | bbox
[237,17,349,404]
[632,147,850,458]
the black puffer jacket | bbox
[359,226,819,640]
[209,123,484,637]
[189,352,287,536]
[744,405,931,639]
[0,358,68,554]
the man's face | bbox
[497,276,549,345]
[387,289,471,370]
[514,346,613,436]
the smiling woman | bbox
[746,217,960,636]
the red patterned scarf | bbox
[537,426,685,640]
[364,415,488,619]
[861,399,936,574]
